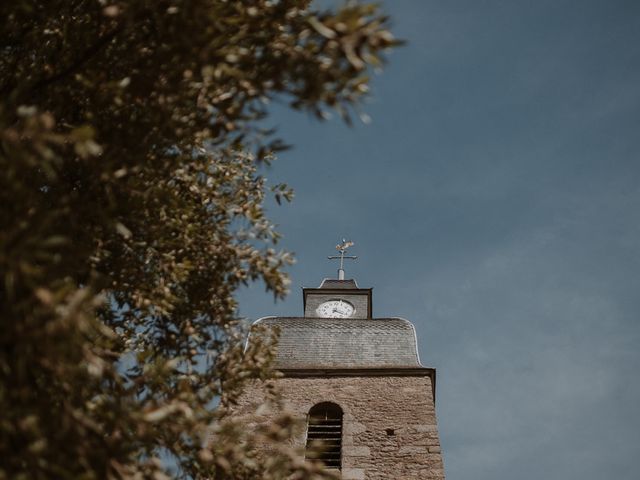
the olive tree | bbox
[0,1,399,478]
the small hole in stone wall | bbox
[385,428,395,436]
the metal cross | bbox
[328,239,357,280]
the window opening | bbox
[305,402,343,469]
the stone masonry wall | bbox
[236,375,445,480]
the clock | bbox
[316,299,355,318]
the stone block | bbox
[344,446,371,457]
[342,468,366,480]
[399,446,426,455]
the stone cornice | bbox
[277,367,437,402]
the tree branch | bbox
[31,24,123,93]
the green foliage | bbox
[0,1,399,478]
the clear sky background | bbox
[237,1,640,479]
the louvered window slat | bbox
[305,402,343,470]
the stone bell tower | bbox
[237,241,445,479]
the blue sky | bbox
[237,1,640,479]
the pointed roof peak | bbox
[319,278,359,289]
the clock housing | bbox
[303,279,372,319]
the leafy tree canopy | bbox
[0,1,399,478]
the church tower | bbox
[237,242,445,479]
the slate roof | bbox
[318,279,359,289]
[253,317,422,369]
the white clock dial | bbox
[316,299,355,318]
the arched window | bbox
[305,402,343,469]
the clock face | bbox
[316,299,355,318]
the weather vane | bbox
[328,239,357,280]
